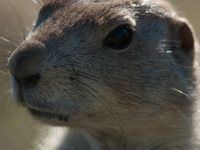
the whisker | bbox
[33,0,42,6]
[8,1,26,40]
[150,90,192,127]
[171,88,190,99]
[0,34,21,44]
[0,36,18,48]
[74,78,125,133]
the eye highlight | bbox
[104,25,133,49]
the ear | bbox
[169,18,195,64]
[178,19,195,60]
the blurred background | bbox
[0,0,199,149]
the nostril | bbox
[22,73,41,85]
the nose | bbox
[8,40,45,85]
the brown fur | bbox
[7,0,199,149]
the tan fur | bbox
[7,0,200,149]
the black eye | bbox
[104,26,133,49]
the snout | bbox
[8,40,45,85]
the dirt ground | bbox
[0,0,199,150]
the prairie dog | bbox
[7,0,199,149]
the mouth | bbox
[28,108,68,122]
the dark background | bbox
[0,0,199,149]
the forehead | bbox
[36,0,175,28]
[37,1,135,29]
[34,0,176,38]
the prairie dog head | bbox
[8,0,195,134]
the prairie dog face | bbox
[8,0,195,134]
